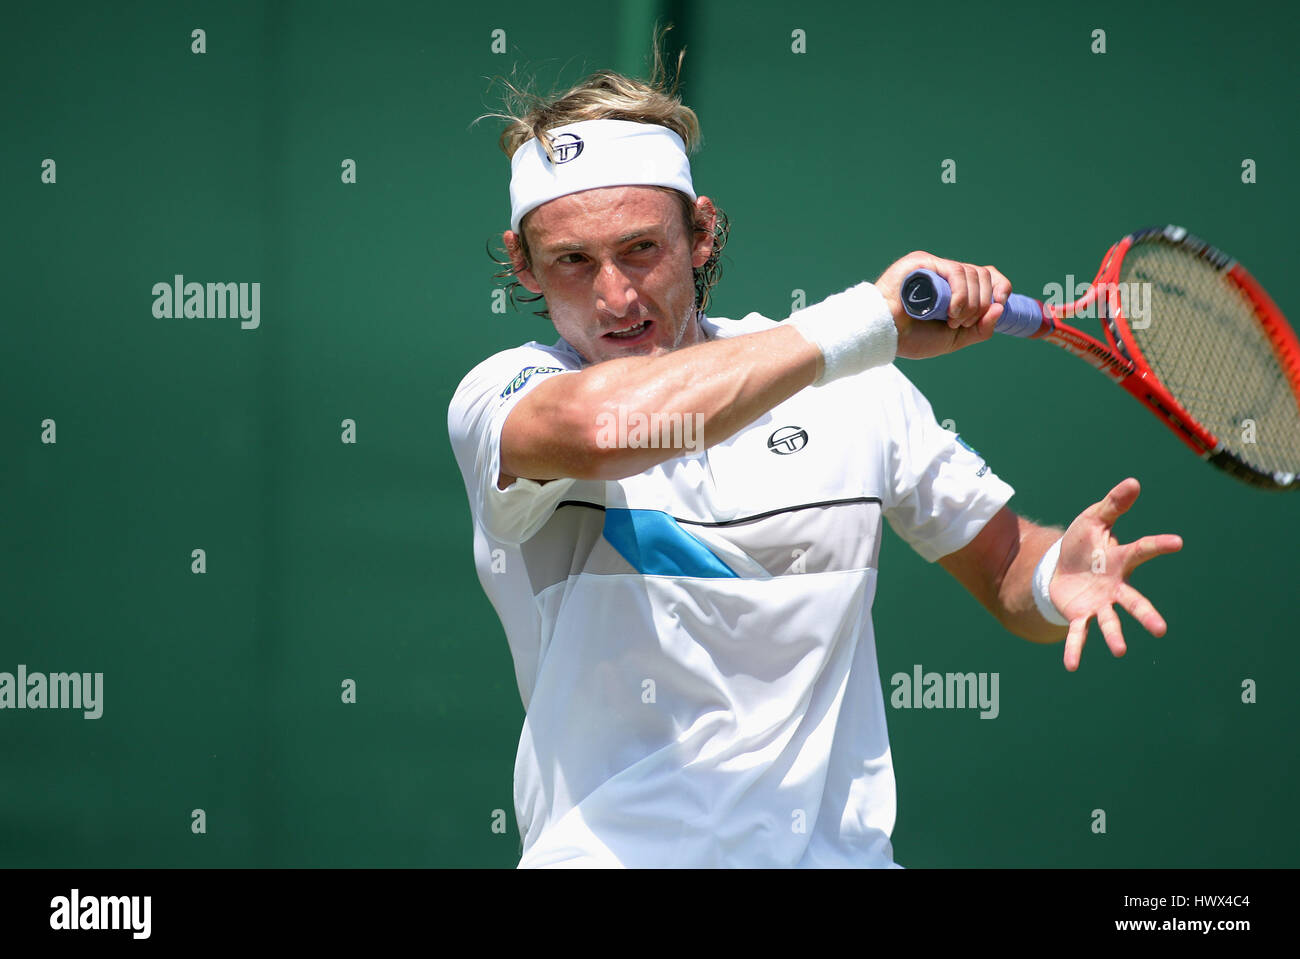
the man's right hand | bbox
[873,252,1011,360]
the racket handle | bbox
[901,268,1052,338]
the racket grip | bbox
[900,269,1051,338]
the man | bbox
[448,71,1182,868]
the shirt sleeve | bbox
[447,346,583,545]
[875,364,1016,563]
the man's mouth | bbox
[604,319,653,340]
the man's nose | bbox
[594,260,637,317]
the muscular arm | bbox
[499,324,821,486]
[498,249,1015,488]
[938,506,1070,643]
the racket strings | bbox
[1119,241,1300,479]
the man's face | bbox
[505,186,716,365]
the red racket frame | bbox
[1022,225,1300,489]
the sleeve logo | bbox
[500,366,565,398]
[954,434,989,476]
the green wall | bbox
[2,0,1295,868]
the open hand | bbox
[1051,477,1183,671]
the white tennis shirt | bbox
[447,300,1015,868]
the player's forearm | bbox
[996,522,1071,643]
[502,324,821,482]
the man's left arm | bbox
[938,478,1183,670]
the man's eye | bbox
[557,254,585,264]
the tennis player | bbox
[448,68,1183,868]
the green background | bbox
[2,0,1295,868]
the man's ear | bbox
[690,196,717,269]
[504,229,543,294]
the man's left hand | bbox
[1050,477,1184,671]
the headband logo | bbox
[549,133,584,164]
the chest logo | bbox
[767,425,808,455]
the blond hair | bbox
[480,26,730,316]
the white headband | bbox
[508,118,696,235]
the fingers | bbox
[971,301,1002,342]
[945,262,1003,329]
[1063,616,1088,672]
[971,266,992,328]
[874,252,1011,334]
[1063,587,1170,673]
[877,251,1014,357]
[1116,581,1168,637]
[1063,606,1127,672]
[987,265,1012,305]
[1057,480,1181,672]
[1096,603,1127,658]
[1123,533,1184,575]
[1088,477,1141,527]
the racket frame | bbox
[1026,225,1300,490]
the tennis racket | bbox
[901,224,1300,490]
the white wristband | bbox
[1032,537,1070,626]
[787,282,898,384]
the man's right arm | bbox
[499,322,821,486]
[499,252,1014,488]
